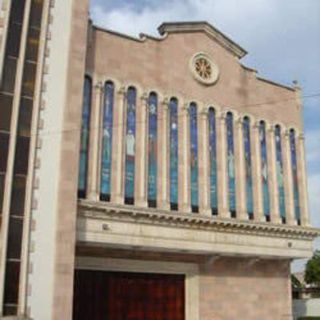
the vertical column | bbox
[157,98,170,210]
[296,134,310,226]
[110,86,125,204]
[134,92,147,207]
[252,122,264,221]
[266,125,281,223]
[234,116,247,220]
[283,129,296,225]
[178,102,190,212]
[87,78,103,201]
[198,109,211,215]
[216,113,229,218]
[27,0,90,318]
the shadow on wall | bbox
[293,299,320,320]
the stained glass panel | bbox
[189,103,198,211]
[226,112,236,213]
[169,98,178,209]
[290,129,300,222]
[124,87,136,202]
[100,82,114,200]
[259,121,270,216]
[275,125,286,219]
[208,108,217,214]
[148,92,157,205]
[78,76,91,198]
[243,117,253,216]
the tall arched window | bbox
[100,81,114,201]
[124,87,136,204]
[78,76,92,198]
[189,102,198,212]
[243,117,253,217]
[290,129,300,223]
[208,108,217,214]
[259,121,270,218]
[147,92,157,207]
[226,112,236,216]
[275,125,286,221]
[169,98,178,210]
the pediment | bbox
[158,21,247,59]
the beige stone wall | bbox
[199,258,292,319]
[51,1,89,318]
[87,27,301,128]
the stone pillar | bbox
[234,116,247,220]
[178,102,191,212]
[198,109,211,216]
[110,86,126,204]
[216,113,229,218]
[296,134,310,226]
[252,122,264,222]
[266,125,281,224]
[282,129,296,225]
[87,79,103,201]
[134,92,148,207]
[158,98,170,210]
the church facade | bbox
[0,0,319,319]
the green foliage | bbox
[305,250,320,287]
[298,317,320,320]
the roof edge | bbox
[93,24,168,43]
[94,25,143,42]
[158,21,247,59]
[257,76,296,92]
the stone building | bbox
[0,0,319,319]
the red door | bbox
[73,270,185,320]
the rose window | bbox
[190,53,219,85]
[195,57,212,80]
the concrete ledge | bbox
[77,200,318,259]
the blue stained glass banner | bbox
[275,125,286,218]
[243,117,253,215]
[125,87,136,199]
[78,152,87,192]
[259,122,270,216]
[148,93,157,201]
[100,82,114,198]
[169,98,178,205]
[290,129,300,221]
[226,113,236,212]
[208,109,217,211]
[78,77,91,195]
[189,103,198,208]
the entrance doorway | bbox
[73,270,185,320]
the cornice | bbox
[93,25,168,43]
[78,200,320,241]
[158,21,247,59]
[256,75,295,92]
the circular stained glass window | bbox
[190,53,219,85]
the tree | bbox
[305,250,320,287]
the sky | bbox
[89,0,320,270]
